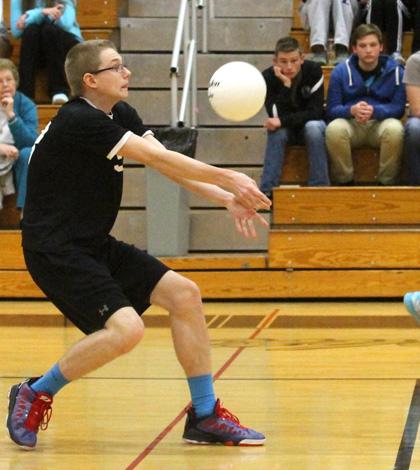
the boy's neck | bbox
[81,91,117,114]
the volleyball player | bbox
[7,40,269,449]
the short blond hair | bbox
[0,59,19,87]
[64,39,117,97]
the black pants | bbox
[411,0,420,52]
[18,22,79,99]
[367,0,412,54]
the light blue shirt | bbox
[10,0,83,41]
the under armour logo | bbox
[98,304,109,317]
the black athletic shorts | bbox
[23,237,170,334]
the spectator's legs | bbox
[366,0,385,31]
[326,118,366,184]
[306,0,330,48]
[367,0,409,57]
[403,117,420,185]
[383,0,404,54]
[367,118,404,185]
[260,128,290,196]
[302,120,330,186]
[331,0,359,49]
[0,37,11,59]
[40,23,79,98]
[14,147,31,209]
[412,0,420,53]
[18,24,42,99]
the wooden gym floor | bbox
[1,300,420,469]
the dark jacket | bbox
[262,60,325,129]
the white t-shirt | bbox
[403,51,420,86]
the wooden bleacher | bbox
[0,0,419,307]
[0,0,119,227]
[291,0,414,93]
[3,0,119,103]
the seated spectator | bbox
[299,0,360,65]
[0,59,37,210]
[10,0,83,104]
[365,0,414,64]
[259,36,330,199]
[325,24,405,186]
[402,50,420,185]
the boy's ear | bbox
[82,72,98,89]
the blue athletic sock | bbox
[31,363,70,396]
[187,374,216,418]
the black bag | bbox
[152,126,198,159]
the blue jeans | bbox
[260,120,330,194]
[404,117,420,185]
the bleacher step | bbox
[269,227,420,268]
[120,18,291,52]
[4,0,119,29]
[127,89,266,126]
[273,187,420,225]
[123,53,272,89]
[1,269,417,299]
[212,0,291,18]
[128,0,290,18]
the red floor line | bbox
[125,308,279,470]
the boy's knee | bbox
[304,120,326,136]
[405,118,420,140]
[325,119,350,143]
[108,314,145,355]
[170,278,202,313]
[22,24,41,38]
[381,119,404,141]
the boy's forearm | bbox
[175,176,234,207]
[142,134,234,206]
[122,133,235,190]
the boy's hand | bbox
[1,94,15,120]
[273,65,292,88]
[264,117,281,131]
[226,197,269,238]
[227,170,272,211]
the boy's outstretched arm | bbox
[120,133,271,211]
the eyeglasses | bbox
[89,64,127,75]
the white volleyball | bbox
[208,61,267,122]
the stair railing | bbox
[170,0,208,127]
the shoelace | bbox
[216,403,247,430]
[25,395,53,432]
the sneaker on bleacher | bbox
[52,93,69,105]
[391,52,405,65]
[404,292,420,323]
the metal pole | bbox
[178,40,196,127]
[191,1,198,126]
[170,0,188,73]
[182,2,191,125]
[170,0,189,125]
[170,75,178,127]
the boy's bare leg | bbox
[150,270,212,377]
[59,307,144,380]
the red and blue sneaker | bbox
[7,378,53,450]
[183,399,265,446]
